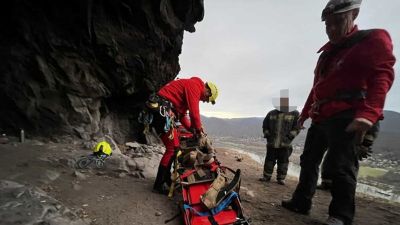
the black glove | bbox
[355,125,377,161]
[356,145,372,161]
[286,133,296,141]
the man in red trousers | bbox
[149,77,218,194]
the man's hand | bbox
[297,117,307,129]
[346,118,375,161]
[198,135,214,154]
[345,118,373,133]
[263,130,269,138]
[356,145,372,161]
[345,118,373,144]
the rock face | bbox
[0,0,204,143]
[0,180,87,225]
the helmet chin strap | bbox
[204,86,211,102]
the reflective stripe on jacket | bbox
[262,110,300,148]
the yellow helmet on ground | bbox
[206,82,218,105]
[93,141,112,156]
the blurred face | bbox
[279,97,289,112]
[325,10,356,44]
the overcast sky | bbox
[178,0,400,118]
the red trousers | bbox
[159,128,180,167]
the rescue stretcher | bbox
[167,131,251,225]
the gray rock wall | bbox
[0,0,204,143]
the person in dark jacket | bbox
[281,1,395,225]
[260,90,300,185]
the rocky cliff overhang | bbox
[0,0,204,143]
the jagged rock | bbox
[0,0,204,143]
[104,135,122,155]
[139,156,162,178]
[40,170,61,183]
[136,147,146,154]
[83,141,97,151]
[40,184,54,192]
[246,190,255,198]
[133,153,144,158]
[129,171,141,178]
[105,154,130,173]
[58,158,77,169]
[73,127,91,141]
[235,155,244,162]
[117,172,127,178]
[145,145,165,155]
[126,158,137,169]
[0,180,87,225]
[126,142,141,149]
[133,158,146,171]
[96,171,106,176]
[143,147,153,153]
[144,128,163,145]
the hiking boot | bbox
[324,216,344,225]
[281,199,310,215]
[259,177,271,182]
[152,188,168,195]
[152,183,170,195]
[277,179,285,185]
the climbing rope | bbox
[139,95,177,138]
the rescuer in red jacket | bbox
[150,77,218,194]
[281,1,395,225]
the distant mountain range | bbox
[202,110,400,157]
[201,116,264,138]
[380,110,400,133]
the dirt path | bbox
[216,148,400,225]
[1,143,399,225]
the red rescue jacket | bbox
[158,77,205,131]
[301,26,395,123]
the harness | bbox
[311,90,367,115]
[138,93,177,139]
